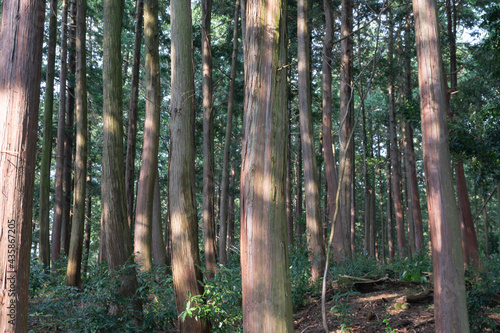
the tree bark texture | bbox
[456,171,482,261]
[62,0,77,255]
[388,11,407,258]
[102,0,141,311]
[240,0,294,328]
[386,135,394,263]
[39,0,58,270]
[413,0,470,330]
[201,0,217,274]
[219,0,240,266]
[152,174,166,265]
[125,0,144,233]
[338,0,354,261]
[67,0,88,288]
[0,0,45,330]
[170,0,209,330]
[298,0,325,280]
[52,0,69,265]
[134,0,160,272]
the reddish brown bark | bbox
[240,0,294,327]
[413,0,470,329]
[0,0,45,329]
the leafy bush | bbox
[180,258,243,332]
[29,262,176,332]
[391,251,431,283]
[466,255,500,332]
[289,245,315,308]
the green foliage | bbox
[179,260,243,332]
[330,253,385,279]
[289,245,315,308]
[390,251,432,283]
[29,262,176,332]
[466,255,500,332]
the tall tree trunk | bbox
[102,0,141,313]
[413,0,470,330]
[62,0,77,256]
[67,0,88,288]
[218,0,240,265]
[134,0,160,272]
[39,0,58,270]
[338,0,354,260]
[152,174,166,265]
[296,132,304,239]
[388,11,407,258]
[240,0,294,327]
[200,0,216,273]
[403,130,416,258]
[227,159,236,250]
[321,0,341,258]
[170,0,209,329]
[377,135,386,263]
[298,0,325,280]
[0,0,45,330]
[386,135,395,263]
[201,0,216,274]
[456,161,480,266]
[83,156,92,276]
[125,0,144,233]
[286,107,294,246]
[53,0,69,266]
[323,0,348,257]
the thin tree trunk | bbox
[456,161,480,266]
[134,0,160,272]
[62,0,77,256]
[403,130,416,258]
[39,0,58,270]
[0,0,45,329]
[218,0,240,265]
[298,0,325,280]
[338,0,354,260]
[152,174,166,265]
[53,0,69,266]
[322,0,341,258]
[227,159,236,250]
[386,135,394,263]
[286,106,294,246]
[170,0,209,329]
[240,0,294,326]
[377,135,386,263]
[125,0,144,233]
[83,157,92,276]
[388,10,407,258]
[413,0,470,329]
[102,0,141,314]
[296,132,304,239]
[201,0,216,274]
[67,0,88,288]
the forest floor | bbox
[293,279,500,333]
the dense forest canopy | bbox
[0,0,499,331]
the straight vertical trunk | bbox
[134,0,160,272]
[298,0,325,280]
[0,0,45,330]
[67,0,88,287]
[201,0,217,273]
[227,160,236,249]
[296,132,304,238]
[388,11,407,258]
[386,135,395,262]
[377,136,386,263]
[62,0,77,255]
[83,160,92,276]
[286,108,293,246]
[152,174,166,265]
[483,188,489,258]
[39,0,58,270]
[53,0,69,265]
[102,0,141,313]
[338,0,354,260]
[170,0,209,329]
[240,0,294,327]
[218,0,240,265]
[125,0,144,232]
[413,0,470,330]
[321,0,340,257]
